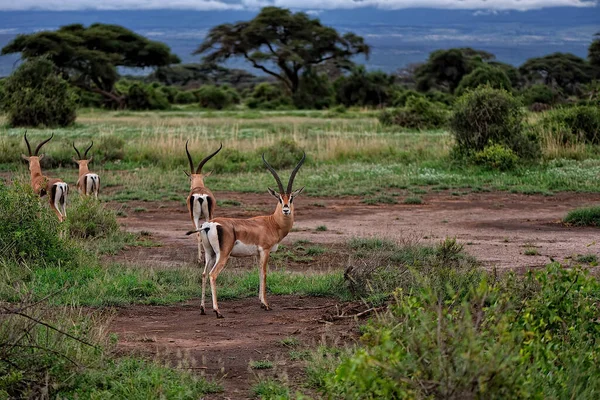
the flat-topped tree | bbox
[2,24,180,108]
[194,6,369,95]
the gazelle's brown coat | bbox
[192,153,305,318]
[72,142,100,197]
[185,142,222,263]
[22,133,68,222]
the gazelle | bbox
[188,153,305,318]
[21,133,68,222]
[72,141,100,198]
[185,141,223,263]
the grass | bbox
[576,254,598,265]
[280,337,301,348]
[524,247,540,256]
[403,196,423,204]
[316,225,328,231]
[250,360,274,370]
[564,206,600,227]
[362,194,398,205]
[252,378,289,399]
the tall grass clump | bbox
[564,206,600,226]
[67,196,120,239]
[379,96,446,129]
[539,106,600,145]
[450,86,540,168]
[314,264,600,399]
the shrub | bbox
[259,139,305,170]
[391,89,424,107]
[521,84,557,106]
[379,96,446,129]
[158,85,179,103]
[96,136,125,162]
[455,65,512,97]
[68,196,120,239]
[293,71,334,109]
[246,83,293,110]
[563,206,600,226]
[334,67,395,108]
[0,182,79,267]
[174,90,197,104]
[473,143,519,170]
[540,106,600,144]
[3,58,77,127]
[126,83,170,110]
[450,86,539,159]
[194,85,232,110]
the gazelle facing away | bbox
[21,133,68,222]
[72,141,100,198]
[185,141,223,263]
[187,153,306,318]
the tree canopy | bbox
[589,33,600,69]
[519,53,592,95]
[194,7,369,94]
[2,23,180,107]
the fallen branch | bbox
[330,306,386,320]
[283,304,338,310]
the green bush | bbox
[68,196,120,239]
[473,143,519,170]
[194,85,233,110]
[521,84,557,106]
[334,67,395,108]
[391,89,424,107]
[293,71,334,109]
[246,83,293,110]
[563,206,600,226]
[259,139,305,170]
[455,65,512,97]
[126,83,170,110]
[0,182,79,267]
[540,106,600,144]
[318,265,600,399]
[97,136,125,162]
[450,86,539,159]
[3,58,77,127]
[174,90,197,104]
[379,96,446,129]
[158,85,179,103]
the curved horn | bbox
[196,143,223,174]
[185,140,195,174]
[24,131,32,156]
[34,133,53,156]
[84,141,94,158]
[72,142,82,160]
[286,152,306,194]
[262,154,285,194]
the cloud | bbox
[0,0,596,11]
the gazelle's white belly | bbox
[230,241,279,257]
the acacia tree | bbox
[519,53,592,95]
[194,7,369,94]
[2,24,180,108]
[589,33,600,69]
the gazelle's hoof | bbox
[261,303,271,311]
[200,306,206,315]
[215,310,224,318]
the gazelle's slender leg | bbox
[197,232,203,264]
[209,252,231,318]
[258,248,271,310]
[200,230,215,315]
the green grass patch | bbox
[250,360,274,370]
[252,378,290,399]
[403,196,423,204]
[315,225,328,231]
[564,206,600,227]
[576,254,598,265]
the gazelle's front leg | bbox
[259,248,271,310]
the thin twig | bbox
[282,304,338,310]
[331,306,386,320]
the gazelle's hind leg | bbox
[199,226,216,315]
[258,248,271,310]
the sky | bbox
[0,0,597,11]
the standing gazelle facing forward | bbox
[185,141,223,263]
[22,133,68,222]
[72,141,100,198]
[188,153,305,318]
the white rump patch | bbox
[85,173,99,195]
[231,240,260,257]
[192,194,210,229]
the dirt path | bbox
[112,191,600,271]
[111,296,357,398]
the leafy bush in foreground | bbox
[473,143,519,171]
[68,196,120,239]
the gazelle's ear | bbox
[38,154,44,160]
[290,186,305,199]
[184,170,190,177]
[204,170,213,178]
[267,187,280,199]
[88,155,93,163]
[72,156,79,164]
[21,154,29,161]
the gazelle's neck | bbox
[190,175,206,190]
[28,159,43,179]
[271,203,294,240]
[78,164,90,177]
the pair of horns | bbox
[186,141,223,174]
[263,152,306,195]
[24,131,53,156]
[73,141,93,160]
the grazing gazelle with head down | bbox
[188,152,306,318]
[21,132,68,222]
[185,141,223,263]
[72,141,100,198]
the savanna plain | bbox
[2,108,600,399]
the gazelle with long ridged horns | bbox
[21,133,68,222]
[188,153,305,318]
[185,141,223,263]
[72,141,100,198]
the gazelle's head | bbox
[72,141,94,169]
[185,141,222,187]
[264,152,306,217]
[21,132,53,172]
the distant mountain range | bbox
[0,7,598,77]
